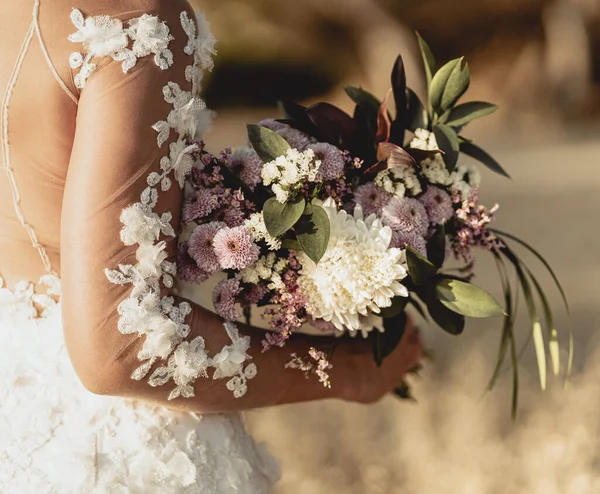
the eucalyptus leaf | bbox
[281,238,302,251]
[446,101,498,127]
[247,124,291,163]
[407,89,429,132]
[460,141,510,178]
[440,58,470,111]
[426,224,446,269]
[433,124,460,171]
[406,246,437,286]
[263,197,305,238]
[429,58,461,114]
[436,277,505,318]
[416,32,436,88]
[296,204,330,264]
[379,296,409,319]
[371,311,408,366]
[427,297,465,335]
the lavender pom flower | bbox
[277,127,312,150]
[213,278,242,321]
[382,197,429,236]
[228,147,263,190]
[354,183,392,216]
[391,230,428,257]
[182,187,218,223]
[307,143,345,180]
[213,226,260,270]
[188,222,225,273]
[419,186,454,225]
[176,242,209,284]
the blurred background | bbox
[191,0,600,492]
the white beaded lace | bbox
[70,9,255,400]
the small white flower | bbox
[409,128,439,151]
[244,212,282,250]
[136,241,169,279]
[421,155,451,186]
[375,165,421,199]
[261,148,321,203]
[143,317,178,359]
[450,162,481,199]
[126,14,174,70]
[68,9,128,58]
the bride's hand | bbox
[334,316,423,404]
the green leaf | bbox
[426,224,446,269]
[433,124,460,171]
[372,311,408,366]
[460,141,511,178]
[441,58,470,111]
[406,246,437,286]
[247,124,291,163]
[446,101,498,127]
[416,32,436,89]
[408,296,428,321]
[436,277,505,318]
[429,58,461,114]
[427,297,465,335]
[281,238,302,251]
[263,197,305,238]
[344,86,381,112]
[379,296,409,319]
[501,247,547,391]
[491,229,572,384]
[296,204,330,264]
[407,89,429,132]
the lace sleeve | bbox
[61,4,257,402]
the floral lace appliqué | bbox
[99,11,253,400]
[69,9,175,89]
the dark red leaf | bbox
[376,89,393,144]
[306,102,357,149]
[390,55,408,146]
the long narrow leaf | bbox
[501,247,547,391]
[492,229,573,385]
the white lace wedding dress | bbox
[0,1,279,492]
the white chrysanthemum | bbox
[450,162,481,199]
[375,165,422,199]
[297,198,409,334]
[244,212,282,250]
[261,148,321,203]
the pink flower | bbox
[391,230,427,257]
[213,226,260,270]
[183,188,218,223]
[213,278,242,321]
[212,204,245,227]
[228,148,263,190]
[243,284,270,305]
[419,186,454,225]
[188,222,224,273]
[308,143,345,180]
[354,183,392,216]
[176,242,209,284]
[383,197,429,236]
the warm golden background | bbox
[192,0,600,492]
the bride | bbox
[0,0,422,491]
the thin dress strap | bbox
[0,0,57,276]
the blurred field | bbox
[191,0,600,491]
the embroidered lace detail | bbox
[0,275,61,320]
[100,11,251,399]
[68,9,175,89]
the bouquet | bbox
[177,34,571,414]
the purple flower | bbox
[419,186,454,225]
[213,226,260,270]
[183,188,219,223]
[212,204,245,227]
[307,143,345,180]
[257,118,288,132]
[176,242,209,284]
[391,230,428,257]
[277,127,312,150]
[243,284,270,305]
[213,278,242,321]
[228,148,263,190]
[382,197,429,236]
[188,222,224,273]
[354,183,392,216]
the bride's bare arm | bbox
[60,1,421,413]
